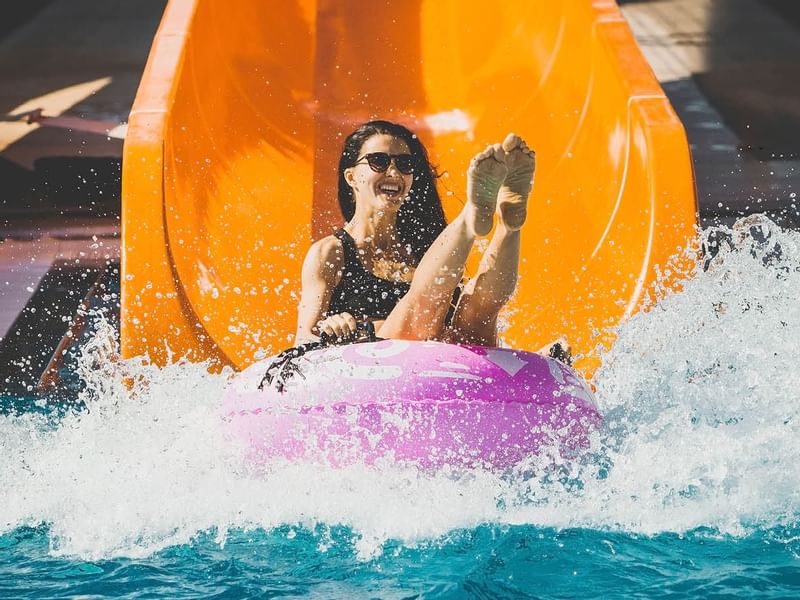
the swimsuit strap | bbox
[333,228,368,275]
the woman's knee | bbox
[445,321,497,346]
[378,296,449,340]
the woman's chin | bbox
[376,194,406,209]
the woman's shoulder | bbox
[303,233,345,274]
[310,233,344,256]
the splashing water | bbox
[1,216,799,596]
[589,214,800,534]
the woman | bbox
[295,120,534,346]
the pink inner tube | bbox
[222,340,602,470]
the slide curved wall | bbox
[122,0,697,373]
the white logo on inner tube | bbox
[419,370,482,380]
[484,349,528,376]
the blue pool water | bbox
[2,524,799,597]
[2,217,800,598]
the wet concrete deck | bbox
[0,0,164,392]
[620,0,800,227]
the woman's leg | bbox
[447,224,520,345]
[448,134,535,345]
[378,144,507,340]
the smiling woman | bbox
[295,119,535,347]
[122,0,697,374]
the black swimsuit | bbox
[328,228,411,320]
[327,228,461,322]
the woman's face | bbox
[345,134,414,213]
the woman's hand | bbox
[316,312,358,341]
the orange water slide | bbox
[121,0,697,374]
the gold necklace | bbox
[347,226,415,282]
[371,253,414,282]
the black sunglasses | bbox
[354,152,417,175]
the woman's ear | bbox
[344,167,357,188]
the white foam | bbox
[1,215,798,560]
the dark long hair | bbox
[337,120,446,263]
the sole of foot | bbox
[466,143,508,237]
[497,133,535,232]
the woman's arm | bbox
[294,236,344,343]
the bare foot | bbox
[497,133,535,231]
[466,143,507,237]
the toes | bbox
[502,132,522,153]
[470,144,505,168]
[491,143,505,163]
[481,144,503,162]
[471,146,490,164]
[502,133,535,158]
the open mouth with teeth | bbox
[378,181,405,199]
